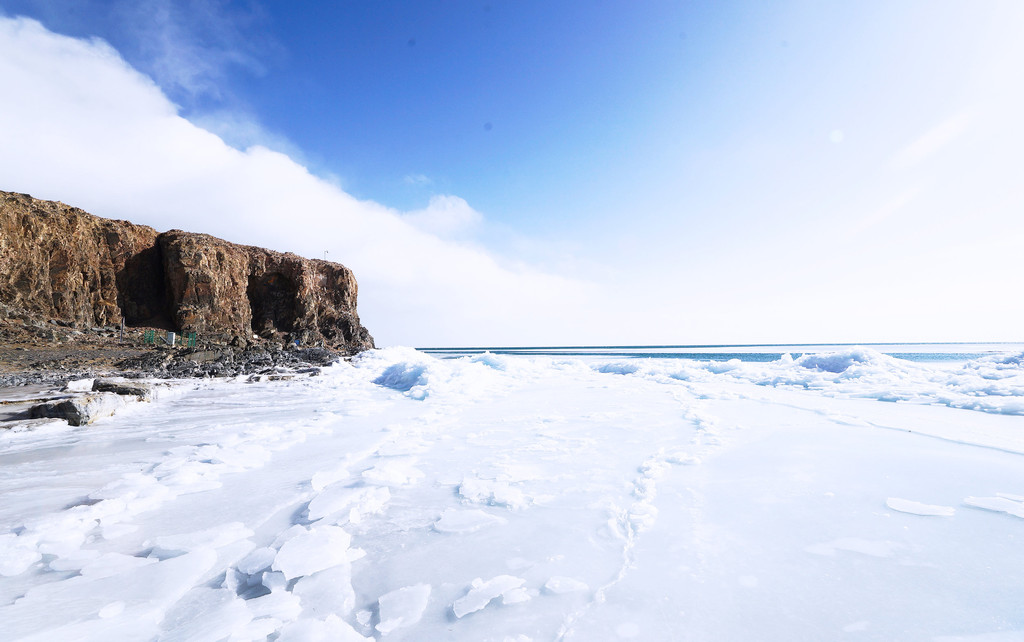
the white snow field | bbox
[2,346,1024,641]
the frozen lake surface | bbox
[420,342,1024,363]
[2,346,1024,640]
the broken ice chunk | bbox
[311,467,350,492]
[271,524,308,549]
[236,546,277,575]
[964,496,1024,519]
[244,589,302,621]
[885,498,955,517]
[433,509,507,534]
[272,526,352,580]
[159,587,253,642]
[361,460,425,486]
[308,486,390,523]
[452,575,526,618]
[502,587,532,605]
[292,565,356,618]
[261,570,287,592]
[277,614,371,641]
[147,522,253,555]
[376,584,432,635]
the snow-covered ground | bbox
[2,347,1024,641]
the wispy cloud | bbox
[849,186,921,236]
[888,112,973,172]
[403,174,433,186]
[123,0,273,100]
[189,108,306,160]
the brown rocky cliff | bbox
[0,191,374,353]
[0,192,159,327]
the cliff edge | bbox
[0,191,374,353]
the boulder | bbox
[30,393,127,426]
[92,378,156,401]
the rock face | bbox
[0,191,373,353]
[92,378,156,401]
[0,193,158,328]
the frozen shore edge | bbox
[0,346,346,431]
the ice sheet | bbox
[2,347,1024,639]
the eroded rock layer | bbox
[0,191,373,353]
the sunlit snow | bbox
[2,347,1024,640]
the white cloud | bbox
[0,16,600,346]
[401,195,483,239]
[188,109,306,162]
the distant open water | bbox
[418,343,1024,363]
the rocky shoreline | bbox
[0,329,350,389]
[0,329,355,430]
[0,299,359,389]
[1,344,343,388]
[0,309,360,395]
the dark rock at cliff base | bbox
[109,344,341,379]
[92,378,156,401]
[0,191,374,354]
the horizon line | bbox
[414,341,1024,351]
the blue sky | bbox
[2,1,721,215]
[1,1,1022,345]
